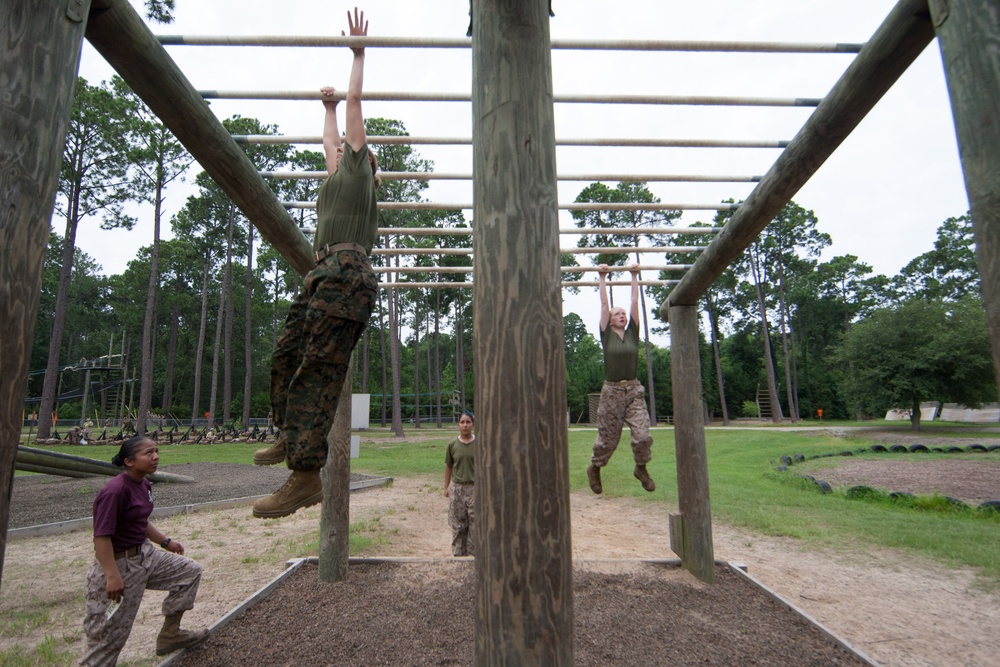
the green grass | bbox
[22,426,1000,582]
[350,426,1000,582]
[0,637,75,667]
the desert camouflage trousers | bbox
[448,483,476,557]
[270,250,376,471]
[80,542,203,667]
[590,380,653,468]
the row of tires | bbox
[772,444,1000,513]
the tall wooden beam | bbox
[471,1,573,663]
[667,304,715,583]
[84,0,314,276]
[0,0,92,587]
[931,0,1000,392]
[662,0,935,310]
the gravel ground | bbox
[8,462,375,529]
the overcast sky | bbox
[73,0,969,344]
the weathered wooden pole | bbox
[472,0,573,664]
[666,305,715,583]
[931,0,1000,392]
[83,0,314,276]
[0,0,93,587]
[319,364,353,582]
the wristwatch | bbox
[161,538,172,549]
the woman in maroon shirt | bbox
[81,436,209,665]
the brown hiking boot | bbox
[253,439,285,466]
[634,465,656,492]
[587,465,602,495]
[252,470,323,519]
[155,614,210,655]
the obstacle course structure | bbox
[2,0,1000,662]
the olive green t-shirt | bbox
[601,320,639,382]
[313,141,378,254]
[445,436,476,484]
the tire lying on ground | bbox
[909,444,929,453]
[846,485,881,500]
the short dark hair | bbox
[461,410,475,422]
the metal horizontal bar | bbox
[561,246,705,254]
[233,134,790,149]
[376,280,678,289]
[371,264,692,274]
[285,201,739,212]
[263,170,761,183]
[368,246,703,256]
[201,89,822,107]
[303,226,721,236]
[158,34,862,54]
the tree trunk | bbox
[242,222,254,428]
[37,207,80,438]
[455,291,465,411]
[750,252,783,422]
[162,304,179,414]
[137,170,164,435]
[208,281,224,428]
[636,258,656,423]
[413,293,420,429]
[910,396,922,431]
[434,290,442,428]
[378,292,388,427]
[706,292,729,425]
[388,285,404,437]
[361,328,369,393]
[222,202,235,427]
[776,274,798,422]
[191,260,209,425]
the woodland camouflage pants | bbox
[270,251,375,472]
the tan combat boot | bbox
[252,470,323,519]
[253,438,285,466]
[587,464,603,495]
[634,465,656,492]
[155,612,210,655]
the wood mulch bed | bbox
[172,560,870,667]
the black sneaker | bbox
[587,465,602,495]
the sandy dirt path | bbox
[2,474,998,666]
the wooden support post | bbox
[319,363,353,582]
[931,0,1000,392]
[84,0,314,276]
[471,1,573,664]
[668,304,715,584]
[0,0,92,587]
[662,0,935,311]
